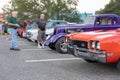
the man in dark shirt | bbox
[8,11,20,51]
[36,14,46,48]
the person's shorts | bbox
[37,31,46,41]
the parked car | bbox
[45,14,120,54]
[66,29,120,70]
[66,30,115,55]
[45,25,84,51]
[26,20,67,42]
[18,28,26,37]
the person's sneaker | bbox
[13,48,20,51]
[37,45,42,49]
[10,48,14,50]
[42,44,45,48]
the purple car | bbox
[45,14,120,54]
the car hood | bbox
[68,30,117,41]
[56,24,93,30]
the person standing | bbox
[36,14,46,48]
[0,21,3,36]
[0,16,5,36]
[8,11,20,51]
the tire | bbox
[28,39,32,42]
[117,59,120,70]
[48,43,56,50]
[55,37,67,54]
[84,59,97,63]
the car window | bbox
[84,16,95,25]
[113,17,118,25]
[46,21,67,29]
[96,17,112,26]
[46,22,53,29]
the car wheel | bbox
[48,43,56,50]
[55,37,67,54]
[84,59,97,63]
[117,59,120,70]
[28,39,32,42]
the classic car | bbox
[66,29,120,70]
[26,20,67,42]
[66,30,115,55]
[45,14,120,53]
[18,28,26,37]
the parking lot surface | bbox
[0,36,120,80]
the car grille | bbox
[68,39,88,49]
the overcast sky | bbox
[77,0,110,14]
[0,0,110,13]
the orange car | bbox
[65,29,120,70]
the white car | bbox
[26,20,67,42]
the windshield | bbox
[46,21,67,29]
[46,22,53,29]
[84,16,95,25]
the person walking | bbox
[36,14,46,48]
[8,11,20,51]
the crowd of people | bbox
[0,11,46,51]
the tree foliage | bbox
[96,0,120,15]
[2,0,81,22]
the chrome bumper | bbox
[74,45,106,63]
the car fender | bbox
[27,29,38,41]
[52,33,66,43]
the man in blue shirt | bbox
[36,14,46,48]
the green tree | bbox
[96,0,120,15]
[2,0,81,22]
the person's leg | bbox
[41,31,46,48]
[10,28,14,49]
[0,26,2,36]
[37,31,42,48]
[0,28,3,36]
[0,30,1,36]
[13,29,18,48]
[10,29,20,51]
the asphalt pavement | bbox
[0,36,120,80]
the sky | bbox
[0,0,110,14]
[77,0,110,14]
[0,0,10,12]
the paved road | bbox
[0,36,120,80]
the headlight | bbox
[96,42,100,50]
[91,41,95,49]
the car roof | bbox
[50,20,67,23]
[89,14,119,18]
